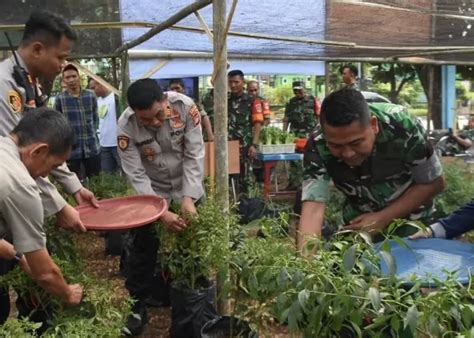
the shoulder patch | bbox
[8,90,22,113]
[170,110,185,129]
[117,135,130,151]
[189,104,201,127]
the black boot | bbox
[123,301,148,336]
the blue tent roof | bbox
[120,0,327,78]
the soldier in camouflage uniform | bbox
[283,81,320,138]
[451,115,474,154]
[298,89,445,251]
[341,64,359,90]
[227,70,264,192]
[283,81,320,189]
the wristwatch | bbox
[12,251,23,264]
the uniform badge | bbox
[170,110,185,129]
[165,105,172,119]
[143,147,156,162]
[189,104,201,127]
[8,90,22,113]
[117,136,130,151]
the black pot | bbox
[201,316,257,338]
[170,279,218,338]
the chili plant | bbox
[230,219,474,337]
[158,198,240,290]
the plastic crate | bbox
[258,144,295,154]
[257,144,278,154]
[280,143,295,153]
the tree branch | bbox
[115,0,213,54]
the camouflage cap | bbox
[292,81,304,90]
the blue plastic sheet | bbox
[377,238,474,287]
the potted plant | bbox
[158,198,239,338]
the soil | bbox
[74,231,171,338]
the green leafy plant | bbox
[0,256,131,336]
[434,161,474,217]
[87,172,133,199]
[230,218,474,337]
[158,198,240,290]
[260,127,295,145]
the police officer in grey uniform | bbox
[0,10,98,230]
[0,10,98,326]
[118,79,204,335]
[0,108,83,323]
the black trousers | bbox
[0,259,14,324]
[123,224,169,303]
[67,154,101,182]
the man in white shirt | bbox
[89,78,121,173]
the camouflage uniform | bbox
[302,103,443,228]
[228,92,263,146]
[201,89,214,127]
[459,127,474,143]
[343,82,359,90]
[228,92,264,192]
[284,95,318,138]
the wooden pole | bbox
[120,52,130,111]
[213,0,230,315]
[114,0,212,54]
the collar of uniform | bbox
[11,53,29,71]
[1,136,21,161]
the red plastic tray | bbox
[76,195,168,230]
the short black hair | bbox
[62,63,78,75]
[21,10,77,47]
[127,79,165,110]
[320,89,371,127]
[169,78,185,88]
[12,107,75,155]
[341,64,358,77]
[228,69,244,79]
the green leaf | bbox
[288,300,302,332]
[390,314,400,333]
[428,317,441,337]
[358,231,373,245]
[392,236,410,250]
[350,310,363,326]
[461,304,473,329]
[403,304,418,333]
[368,287,381,311]
[298,289,310,312]
[348,321,363,338]
[343,244,357,272]
[379,250,396,276]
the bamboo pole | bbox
[114,0,213,54]
[139,60,170,79]
[2,21,473,53]
[69,61,120,96]
[213,0,230,315]
[127,50,474,66]
[194,11,214,43]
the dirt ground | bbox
[74,231,172,338]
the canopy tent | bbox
[1,0,473,66]
[120,0,328,78]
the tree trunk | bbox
[415,65,442,129]
[389,64,398,103]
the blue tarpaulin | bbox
[119,0,327,78]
